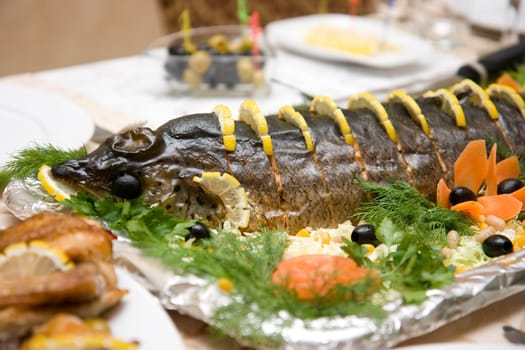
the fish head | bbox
[52,127,164,199]
[52,124,228,225]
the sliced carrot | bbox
[454,140,488,192]
[496,73,521,92]
[271,254,380,302]
[511,186,525,206]
[496,156,520,184]
[477,194,523,221]
[450,200,483,219]
[436,178,451,208]
[485,144,498,196]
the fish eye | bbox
[111,174,142,199]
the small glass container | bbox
[152,25,271,97]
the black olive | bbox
[449,186,477,205]
[482,234,514,258]
[185,223,211,241]
[110,174,142,199]
[351,224,380,246]
[167,44,188,56]
[497,178,524,194]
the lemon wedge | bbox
[450,79,498,120]
[347,92,398,143]
[0,240,74,279]
[386,89,430,136]
[423,88,466,127]
[278,105,314,151]
[310,95,355,145]
[193,172,250,230]
[38,164,77,202]
[239,100,273,156]
[213,104,236,152]
[486,83,525,119]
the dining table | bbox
[1,12,525,350]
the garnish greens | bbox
[63,192,193,238]
[64,192,385,348]
[0,144,86,190]
[344,219,455,304]
[506,64,525,85]
[354,181,474,246]
[343,181,472,303]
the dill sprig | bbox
[354,180,473,245]
[0,144,86,190]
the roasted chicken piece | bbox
[19,313,138,350]
[0,212,127,342]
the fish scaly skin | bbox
[52,87,525,233]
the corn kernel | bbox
[478,220,488,230]
[515,223,525,236]
[296,228,310,237]
[513,235,525,250]
[455,264,468,274]
[313,231,331,245]
[217,278,233,293]
[362,244,375,257]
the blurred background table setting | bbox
[3,1,525,350]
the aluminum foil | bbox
[5,179,525,349]
[111,239,525,350]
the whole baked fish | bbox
[51,81,525,233]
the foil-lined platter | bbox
[111,238,525,350]
[3,177,525,349]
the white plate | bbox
[445,0,525,33]
[0,82,94,166]
[108,267,186,349]
[396,343,523,350]
[265,14,434,68]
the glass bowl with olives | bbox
[157,25,271,96]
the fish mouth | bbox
[51,160,110,197]
[52,159,89,183]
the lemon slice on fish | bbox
[423,88,466,127]
[347,92,398,143]
[38,164,77,202]
[239,100,273,156]
[0,240,74,279]
[486,83,525,119]
[310,95,355,145]
[278,105,314,151]
[213,104,236,152]
[193,172,250,230]
[20,334,139,350]
[386,89,430,136]
[450,79,498,120]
